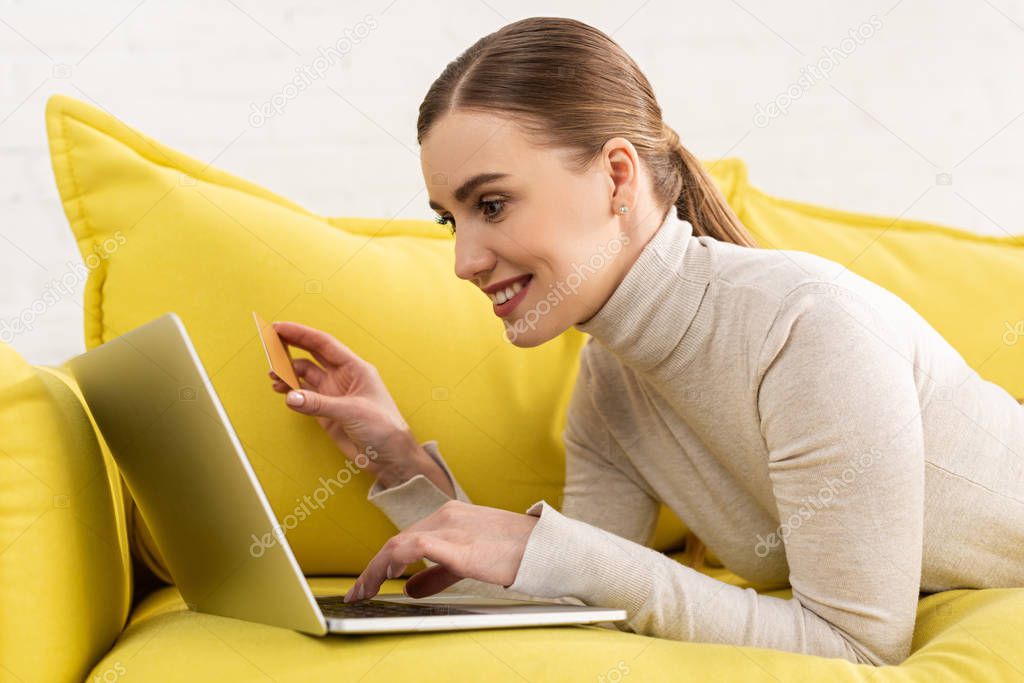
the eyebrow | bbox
[428,172,509,212]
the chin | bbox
[501,318,558,348]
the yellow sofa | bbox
[2,93,1022,682]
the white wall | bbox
[2,1,1022,365]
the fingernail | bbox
[286,391,304,406]
[343,587,353,603]
[386,565,393,580]
[357,584,365,601]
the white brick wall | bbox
[2,1,1022,364]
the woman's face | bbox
[421,110,659,347]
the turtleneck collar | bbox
[573,208,713,376]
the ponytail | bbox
[664,124,759,248]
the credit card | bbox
[253,310,301,390]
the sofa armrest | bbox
[0,346,132,683]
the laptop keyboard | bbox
[317,595,476,619]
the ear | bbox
[601,136,641,214]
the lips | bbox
[486,274,532,305]
[484,273,532,292]
[492,275,532,318]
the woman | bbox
[267,17,1024,666]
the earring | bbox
[618,205,629,214]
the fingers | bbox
[403,564,464,598]
[271,321,363,369]
[346,506,463,602]
[268,357,333,407]
[344,561,410,602]
[282,388,365,424]
[291,358,326,388]
[346,532,458,602]
[268,369,319,393]
[284,388,326,414]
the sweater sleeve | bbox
[365,439,471,527]
[508,285,926,666]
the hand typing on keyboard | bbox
[344,500,539,603]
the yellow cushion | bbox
[44,94,699,579]
[86,576,1024,681]
[0,343,132,683]
[728,162,1024,400]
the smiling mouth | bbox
[487,274,532,305]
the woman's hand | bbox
[266,320,453,495]
[344,500,538,602]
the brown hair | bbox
[418,17,759,570]
[417,16,759,252]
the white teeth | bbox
[489,277,528,305]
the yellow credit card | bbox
[252,310,301,390]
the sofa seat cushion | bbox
[87,575,1024,682]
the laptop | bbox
[67,312,626,635]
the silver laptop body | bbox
[68,312,626,635]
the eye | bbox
[434,213,456,235]
[432,197,506,236]
[477,198,506,223]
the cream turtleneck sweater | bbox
[366,208,1024,666]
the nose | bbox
[453,230,494,284]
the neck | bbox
[573,208,714,376]
[575,205,671,327]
